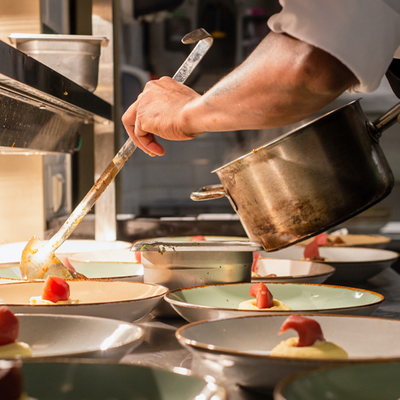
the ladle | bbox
[20,28,213,280]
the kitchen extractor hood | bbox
[0,38,112,154]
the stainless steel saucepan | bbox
[191,99,400,251]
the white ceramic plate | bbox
[138,236,249,242]
[11,360,227,400]
[176,314,400,392]
[0,249,143,282]
[252,259,335,284]
[274,361,400,400]
[0,240,132,265]
[260,246,399,282]
[14,313,144,359]
[165,282,383,323]
[0,280,168,322]
[0,261,144,283]
[297,234,391,248]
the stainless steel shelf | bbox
[0,39,113,153]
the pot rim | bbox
[212,99,361,174]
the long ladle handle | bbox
[373,102,400,133]
[47,29,213,252]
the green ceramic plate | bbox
[6,360,227,399]
[275,362,400,400]
[165,282,383,322]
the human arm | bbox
[122,31,357,156]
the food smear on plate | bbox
[238,283,291,310]
[29,276,80,305]
[0,306,32,358]
[270,315,348,359]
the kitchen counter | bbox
[122,267,400,399]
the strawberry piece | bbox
[304,237,320,260]
[251,252,260,272]
[316,233,328,245]
[278,315,325,347]
[41,276,70,303]
[0,306,19,346]
[190,235,206,241]
[249,282,273,309]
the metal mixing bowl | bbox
[9,34,109,92]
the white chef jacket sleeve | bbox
[267,0,400,94]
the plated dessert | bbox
[29,276,79,305]
[0,307,31,359]
[270,315,348,359]
[176,314,400,392]
[238,283,291,311]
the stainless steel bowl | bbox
[131,240,263,317]
[9,34,109,92]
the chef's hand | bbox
[122,77,204,156]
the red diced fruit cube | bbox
[0,306,19,346]
[41,276,70,303]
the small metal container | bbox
[9,34,109,92]
[131,240,263,316]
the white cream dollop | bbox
[270,337,348,359]
[0,341,32,359]
[29,296,79,305]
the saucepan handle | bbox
[190,184,226,201]
[373,102,400,133]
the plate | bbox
[260,246,399,282]
[164,282,383,322]
[252,259,335,284]
[2,360,227,400]
[69,249,143,281]
[176,314,400,392]
[0,259,144,283]
[274,362,400,400]
[0,280,168,322]
[138,236,250,242]
[297,234,391,248]
[14,313,144,359]
[0,240,132,265]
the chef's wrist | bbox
[179,97,208,138]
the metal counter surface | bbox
[122,267,400,400]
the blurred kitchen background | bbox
[1,0,400,249]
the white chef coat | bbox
[267,0,400,94]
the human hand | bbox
[122,77,204,156]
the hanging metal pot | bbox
[191,99,399,252]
